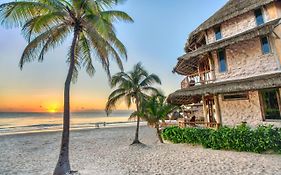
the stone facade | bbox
[219,90,281,127]
[206,2,281,45]
[205,2,281,127]
[212,37,280,82]
[206,11,256,44]
[219,91,262,126]
[174,2,281,127]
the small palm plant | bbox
[132,94,177,143]
[0,1,133,174]
[106,63,161,144]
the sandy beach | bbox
[0,126,281,175]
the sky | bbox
[0,0,227,112]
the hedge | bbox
[162,124,281,153]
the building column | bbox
[214,94,222,129]
[202,96,208,126]
[268,32,281,69]
[208,52,216,81]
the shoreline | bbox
[0,121,146,137]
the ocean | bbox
[0,111,134,135]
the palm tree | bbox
[0,1,133,174]
[132,94,176,143]
[106,63,161,144]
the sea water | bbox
[0,111,134,135]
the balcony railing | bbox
[181,70,214,89]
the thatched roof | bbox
[167,72,281,105]
[174,18,280,75]
[189,0,276,39]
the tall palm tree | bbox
[131,94,177,143]
[0,0,133,174]
[106,63,161,144]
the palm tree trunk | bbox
[53,28,79,175]
[156,123,163,143]
[132,96,141,144]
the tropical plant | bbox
[131,94,177,143]
[0,0,133,174]
[106,62,161,144]
[162,125,281,154]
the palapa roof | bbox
[174,18,281,75]
[188,0,276,41]
[167,72,281,105]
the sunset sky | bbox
[0,0,227,112]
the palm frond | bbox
[20,23,70,69]
[105,91,126,115]
[22,11,67,42]
[140,74,162,87]
[110,72,132,88]
[38,0,67,10]
[141,87,160,96]
[101,10,133,23]
[94,0,124,9]
[79,33,95,77]
[0,1,53,28]
[106,31,128,60]
[84,24,111,78]
[129,110,145,120]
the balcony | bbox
[181,70,214,89]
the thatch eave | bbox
[168,72,281,105]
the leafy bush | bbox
[162,124,281,154]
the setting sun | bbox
[48,108,57,113]
[46,103,59,113]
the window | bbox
[261,89,281,120]
[223,92,249,101]
[217,49,227,72]
[214,26,222,40]
[255,9,264,26]
[260,36,271,54]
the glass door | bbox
[261,89,281,120]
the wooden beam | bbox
[258,91,266,121]
[202,96,208,127]
[214,95,222,128]
[208,52,216,81]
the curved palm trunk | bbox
[54,28,79,175]
[132,97,141,144]
[156,123,163,143]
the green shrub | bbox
[162,124,281,154]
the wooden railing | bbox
[178,120,221,129]
[181,70,214,89]
[160,119,221,129]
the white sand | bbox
[0,126,281,175]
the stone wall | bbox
[219,91,263,126]
[219,89,281,127]
[206,11,256,44]
[206,2,281,44]
[212,37,280,81]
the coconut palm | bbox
[131,94,177,143]
[0,0,133,174]
[106,63,161,144]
